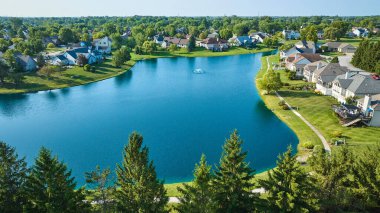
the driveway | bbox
[338,53,364,71]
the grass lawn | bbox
[257,54,380,154]
[131,46,274,60]
[0,59,136,94]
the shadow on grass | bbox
[278,90,318,99]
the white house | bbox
[51,54,69,66]
[357,94,380,127]
[303,61,328,82]
[199,38,228,51]
[332,72,380,103]
[249,32,268,43]
[282,30,300,40]
[285,53,323,76]
[352,27,369,37]
[162,37,189,48]
[280,47,303,60]
[314,63,349,95]
[153,35,164,44]
[14,54,37,72]
[93,36,112,54]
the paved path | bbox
[338,53,364,72]
[266,57,331,152]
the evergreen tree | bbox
[331,56,339,63]
[115,132,168,212]
[187,35,196,52]
[177,154,214,213]
[259,146,319,212]
[85,165,116,213]
[25,147,90,213]
[309,146,360,211]
[0,142,28,213]
[212,130,256,213]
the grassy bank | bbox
[131,46,274,60]
[256,54,380,154]
[0,59,136,94]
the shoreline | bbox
[0,47,274,95]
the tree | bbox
[212,130,257,212]
[112,50,124,67]
[308,146,359,211]
[300,25,318,43]
[0,38,10,52]
[142,41,157,54]
[77,54,88,66]
[85,165,116,213]
[187,35,196,52]
[331,56,339,63]
[259,146,319,212]
[119,47,131,62]
[199,32,207,39]
[24,147,90,212]
[37,65,56,79]
[168,44,178,52]
[110,33,122,49]
[176,154,214,213]
[0,60,10,84]
[115,132,168,212]
[258,69,282,94]
[219,28,233,40]
[0,142,28,213]
[324,27,340,41]
[59,28,76,44]
[36,54,45,68]
[233,23,249,36]
[47,42,55,48]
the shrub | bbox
[278,100,286,106]
[331,130,343,138]
[84,64,91,71]
[282,104,290,110]
[90,66,96,72]
[47,43,55,48]
[283,82,290,86]
[303,141,315,149]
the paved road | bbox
[266,57,331,152]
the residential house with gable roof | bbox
[314,63,349,95]
[295,40,316,54]
[357,94,380,127]
[285,53,324,76]
[93,36,112,54]
[199,38,228,51]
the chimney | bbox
[362,95,372,114]
[345,71,350,79]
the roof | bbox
[282,46,304,55]
[154,35,164,42]
[304,61,328,73]
[338,43,356,49]
[201,38,228,45]
[295,40,315,50]
[178,39,189,45]
[322,42,342,49]
[55,55,67,61]
[334,72,380,94]
[14,53,36,68]
[290,53,323,64]
[314,63,349,83]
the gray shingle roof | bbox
[335,72,380,95]
[314,63,349,83]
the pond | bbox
[0,52,298,185]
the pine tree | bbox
[115,132,168,212]
[176,154,214,213]
[0,142,28,213]
[24,147,90,213]
[187,35,196,52]
[212,130,256,213]
[259,146,319,212]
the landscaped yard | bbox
[0,59,135,94]
[257,54,380,154]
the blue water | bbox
[0,53,297,185]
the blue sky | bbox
[0,0,378,17]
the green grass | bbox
[319,37,380,47]
[131,46,274,60]
[0,59,136,94]
[257,54,380,154]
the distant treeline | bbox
[1,130,379,212]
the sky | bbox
[0,0,378,17]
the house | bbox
[93,36,112,54]
[303,61,328,82]
[199,38,228,51]
[285,53,323,76]
[249,32,268,43]
[352,27,369,37]
[228,36,255,47]
[357,94,380,127]
[337,43,356,54]
[51,54,69,66]
[295,40,316,54]
[317,31,324,40]
[161,37,189,48]
[332,72,380,103]
[153,35,164,44]
[207,32,219,38]
[62,47,101,65]
[322,42,357,53]
[43,36,60,46]
[322,42,342,52]
[280,46,304,60]
[15,53,37,72]
[282,30,300,40]
[314,63,349,95]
